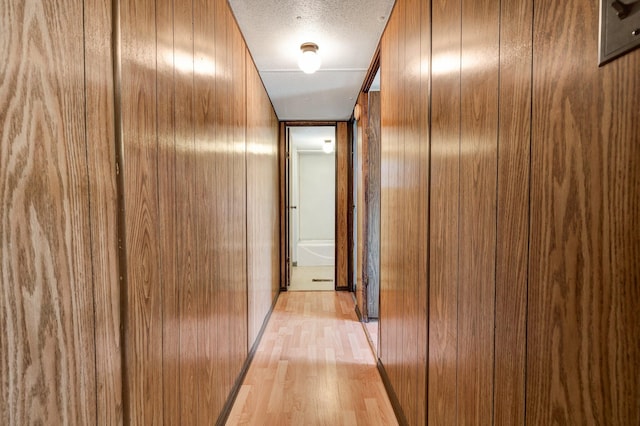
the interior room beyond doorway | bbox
[288,125,337,291]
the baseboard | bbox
[216,290,281,425]
[354,302,363,322]
[377,359,409,426]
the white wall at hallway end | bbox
[299,152,335,240]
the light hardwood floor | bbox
[288,266,335,291]
[226,291,398,425]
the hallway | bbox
[2,0,639,424]
[226,292,397,425]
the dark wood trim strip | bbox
[335,122,350,291]
[360,46,381,93]
[377,359,408,426]
[347,120,355,292]
[334,124,339,289]
[279,122,287,291]
[284,120,338,127]
[354,303,363,322]
[216,291,281,425]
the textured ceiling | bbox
[228,0,395,121]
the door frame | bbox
[353,48,381,319]
[279,121,352,291]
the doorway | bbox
[287,125,336,291]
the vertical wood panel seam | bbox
[456,0,462,422]
[244,48,250,353]
[81,0,100,420]
[169,0,180,420]
[153,1,165,422]
[492,1,502,424]
[426,1,433,421]
[523,2,535,423]
[111,0,130,422]
[190,0,197,417]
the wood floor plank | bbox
[226,292,398,426]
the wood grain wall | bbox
[118,0,279,423]
[1,0,120,424]
[527,0,640,423]
[378,0,639,424]
[246,53,280,347]
[1,0,279,423]
[379,0,429,423]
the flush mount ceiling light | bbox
[298,42,321,74]
[322,139,333,154]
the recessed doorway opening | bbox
[287,125,337,291]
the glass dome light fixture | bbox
[322,139,333,154]
[298,42,321,74]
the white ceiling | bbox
[228,0,395,121]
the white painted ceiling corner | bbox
[228,0,395,121]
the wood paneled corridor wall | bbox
[378,0,639,424]
[1,0,279,423]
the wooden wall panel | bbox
[412,1,431,425]
[2,0,279,424]
[527,0,640,423]
[394,0,407,413]
[0,1,98,424]
[458,0,500,423]
[247,53,280,348]
[120,0,163,422]
[84,0,123,423]
[229,2,249,392]
[379,0,638,423]
[336,121,350,289]
[379,0,429,423]
[428,0,461,422]
[216,0,233,411]
[494,0,532,423]
[174,0,197,422]
[401,0,422,423]
[193,0,216,421]
[378,14,394,366]
[156,0,179,423]
[118,0,279,422]
[380,1,400,394]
